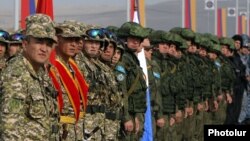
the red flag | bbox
[36,0,54,20]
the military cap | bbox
[8,33,24,44]
[117,22,147,39]
[199,37,214,49]
[192,33,202,45]
[169,27,183,35]
[168,33,187,49]
[63,20,87,37]
[56,22,82,38]
[219,37,235,50]
[25,14,57,42]
[148,30,170,45]
[180,28,195,40]
[209,44,221,54]
[106,26,119,35]
[203,33,219,44]
[0,29,9,43]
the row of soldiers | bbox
[0,13,248,141]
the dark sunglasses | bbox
[9,33,25,41]
[0,30,9,40]
[86,29,105,39]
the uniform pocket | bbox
[28,94,47,119]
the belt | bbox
[59,112,85,124]
[86,105,105,114]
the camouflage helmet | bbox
[117,22,147,39]
[199,37,214,50]
[56,22,81,38]
[209,44,221,54]
[148,30,170,45]
[106,25,119,35]
[169,27,183,35]
[180,28,195,40]
[219,37,235,50]
[0,29,9,44]
[203,33,219,44]
[25,14,57,42]
[63,20,87,37]
[168,33,186,48]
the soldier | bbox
[75,27,108,140]
[0,14,59,141]
[48,22,88,141]
[117,22,147,141]
[7,33,24,62]
[0,29,9,71]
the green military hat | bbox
[180,28,195,40]
[117,22,147,39]
[199,37,214,50]
[203,33,219,44]
[169,27,183,35]
[56,22,82,38]
[25,14,57,42]
[192,33,202,45]
[63,20,87,37]
[0,29,9,44]
[209,44,221,54]
[148,30,170,45]
[219,37,235,50]
[106,25,119,35]
[168,33,187,49]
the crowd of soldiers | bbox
[0,13,249,141]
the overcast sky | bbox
[0,0,249,37]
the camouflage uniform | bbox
[50,23,86,141]
[0,14,59,141]
[0,29,9,73]
[117,22,147,141]
[75,28,107,141]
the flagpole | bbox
[127,0,131,22]
[182,0,185,28]
[215,0,218,35]
[236,0,239,34]
[247,0,249,36]
[14,0,19,31]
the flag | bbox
[205,0,215,10]
[228,7,236,17]
[130,0,146,27]
[36,0,54,20]
[21,0,36,29]
[130,0,153,141]
[238,14,247,34]
[217,8,227,37]
[183,0,197,32]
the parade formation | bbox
[0,12,250,141]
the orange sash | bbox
[49,50,88,121]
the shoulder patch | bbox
[115,65,126,74]
[215,61,221,68]
[117,74,125,81]
[153,72,160,79]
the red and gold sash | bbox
[49,50,88,121]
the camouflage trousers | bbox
[83,113,105,141]
[104,119,120,141]
[60,118,84,141]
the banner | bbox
[184,0,197,31]
[217,8,227,37]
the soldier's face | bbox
[8,43,21,57]
[22,37,54,66]
[208,52,217,60]
[127,37,141,51]
[75,39,84,55]
[57,36,79,58]
[83,40,101,57]
[220,45,232,57]
[0,42,7,58]
[198,47,207,57]
[168,44,177,56]
[112,49,122,65]
[240,47,249,55]
[101,42,115,61]
[234,40,241,50]
[187,44,197,54]
[158,43,169,54]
